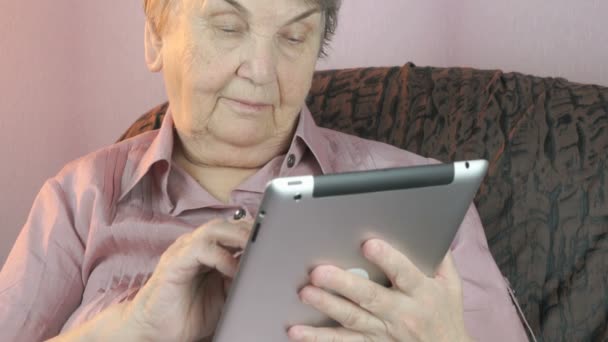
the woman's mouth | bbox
[222,97,273,114]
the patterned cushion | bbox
[119,63,608,341]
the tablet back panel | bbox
[214,160,487,341]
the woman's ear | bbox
[144,20,164,72]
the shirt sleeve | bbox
[451,204,530,341]
[0,179,85,342]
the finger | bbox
[157,220,250,280]
[309,265,396,318]
[161,237,239,278]
[288,325,366,342]
[193,242,241,277]
[194,218,253,250]
[190,219,254,277]
[362,239,427,294]
[299,286,385,333]
[227,217,255,229]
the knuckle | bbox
[399,313,422,336]
[174,232,191,246]
[240,218,255,228]
[418,290,436,308]
[197,218,223,234]
[175,230,202,247]
[359,285,380,311]
[391,267,409,290]
[157,250,171,267]
[159,235,187,264]
[239,226,252,239]
[395,309,432,339]
[342,308,363,329]
[207,217,226,226]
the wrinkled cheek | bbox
[278,82,311,118]
[277,63,313,104]
[180,46,205,85]
[159,47,188,100]
[176,34,209,74]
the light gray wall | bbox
[318,0,608,87]
[0,1,166,265]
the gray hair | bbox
[143,0,342,57]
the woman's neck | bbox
[172,122,296,203]
[173,147,260,203]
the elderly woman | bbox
[0,0,529,341]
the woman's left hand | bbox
[288,240,473,342]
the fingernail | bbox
[364,240,380,257]
[288,326,306,340]
[311,266,332,285]
[300,287,319,304]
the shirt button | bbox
[233,208,247,220]
[287,154,296,168]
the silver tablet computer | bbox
[213,160,488,342]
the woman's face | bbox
[155,0,323,157]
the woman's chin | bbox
[207,109,282,142]
[210,126,270,148]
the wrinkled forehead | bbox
[184,0,323,13]
[180,0,325,32]
[150,0,328,37]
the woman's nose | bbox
[236,38,278,85]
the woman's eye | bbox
[283,35,305,45]
[218,26,242,34]
[212,19,246,36]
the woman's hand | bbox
[288,240,473,342]
[122,218,253,341]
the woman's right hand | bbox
[122,218,253,341]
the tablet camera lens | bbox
[294,194,302,202]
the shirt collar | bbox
[119,109,174,202]
[230,105,336,194]
[291,104,334,175]
[119,104,334,202]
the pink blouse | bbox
[0,106,528,341]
